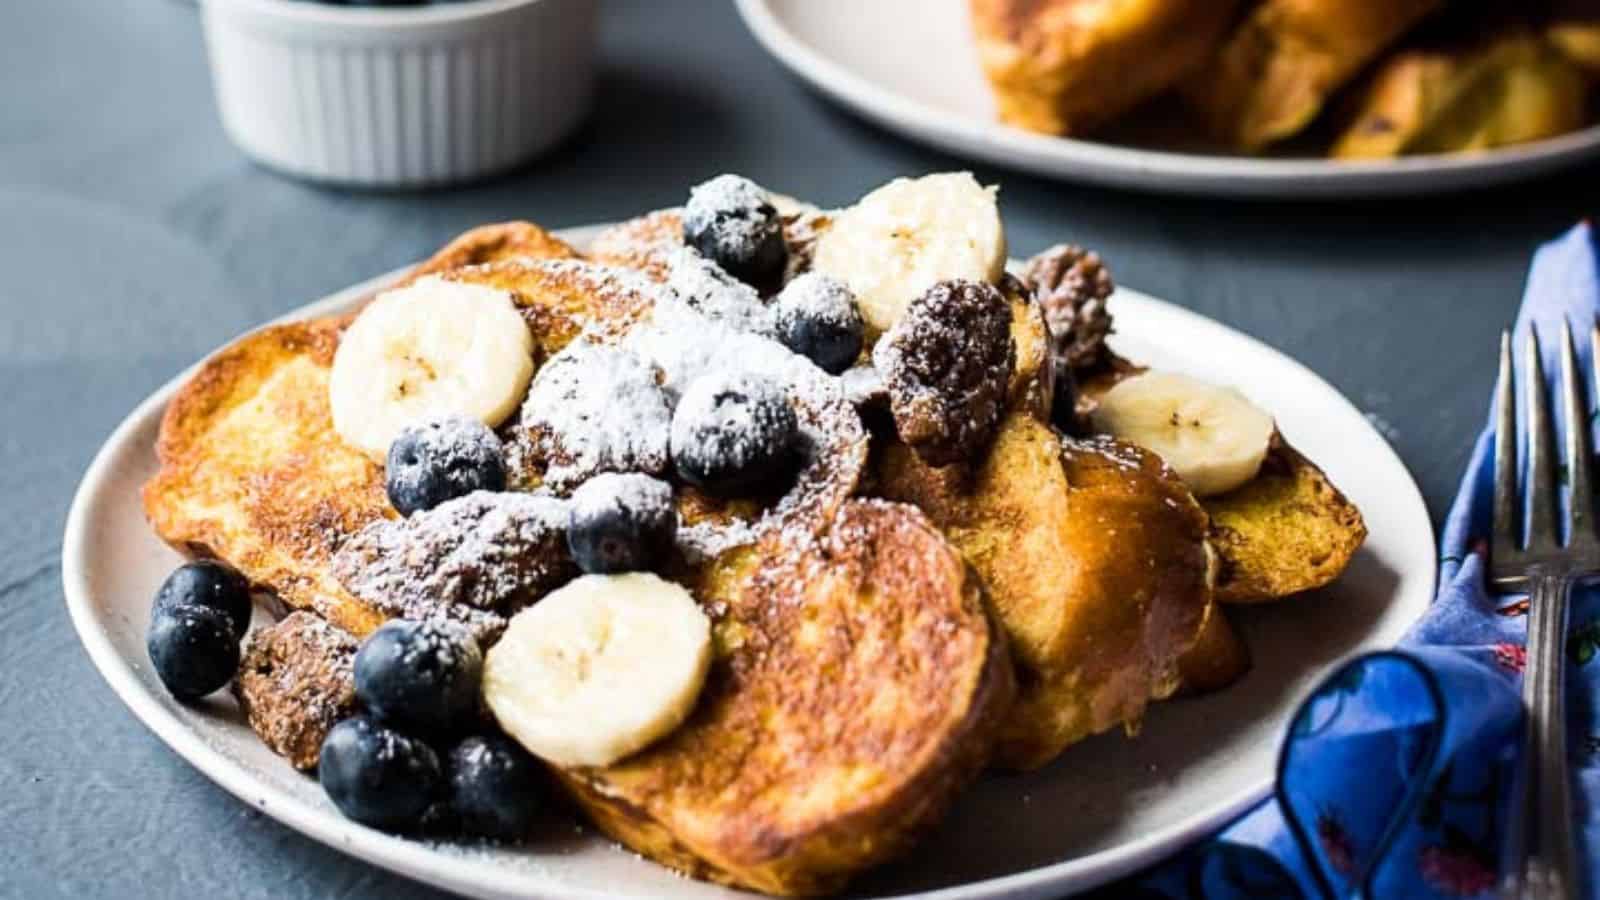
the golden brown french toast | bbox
[874,412,1210,770]
[403,221,579,285]
[143,237,596,638]
[143,317,394,637]
[1182,0,1444,151]
[1176,601,1251,695]
[553,500,1014,896]
[1205,436,1367,603]
[968,0,1246,136]
[1080,358,1366,604]
[1332,30,1589,159]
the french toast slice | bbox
[1080,358,1366,604]
[143,317,395,637]
[553,500,1014,896]
[968,0,1246,136]
[1176,601,1251,695]
[1182,0,1444,150]
[1203,436,1368,603]
[874,412,1211,770]
[1331,30,1589,159]
[143,242,607,639]
[402,221,579,286]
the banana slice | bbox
[812,172,1005,333]
[482,573,712,768]
[1090,371,1274,497]
[329,276,533,459]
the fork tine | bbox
[1526,328,1560,551]
[1562,322,1596,545]
[1495,330,1522,563]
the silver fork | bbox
[1492,324,1592,899]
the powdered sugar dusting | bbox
[682,175,781,273]
[332,491,576,643]
[663,248,777,338]
[516,341,674,491]
[501,251,868,562]
[621,289,866,560]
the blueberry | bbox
[354,619,483,734]
[670,371,798,497]
[153,560,252,636]
[318,715,443,831]
[683,175,788,290]
[386,416,506,516]
[447,734,545,839]
[146,605,240,701]
[773,273,864,375]
[567,473,677,575]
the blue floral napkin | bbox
[1119,222,1600,900]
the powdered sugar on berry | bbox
[683,175,780,273]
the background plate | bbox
[63,226,1435,899]
[735,0,1600,198]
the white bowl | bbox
[200,0,597,187]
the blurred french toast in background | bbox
[971,0,1600,158]
[968,0,1246,136]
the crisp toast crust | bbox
[142,240,597,638]
[969,0,1245,136]
[403,221,579,286]
[1079,354,1367,604]
[143,317,394,636]
[876,413,1210,769]
[554,501,1014,896]
[1206,437,1368,603]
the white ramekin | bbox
[200,0,596,187]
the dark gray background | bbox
[3,1,1594,897]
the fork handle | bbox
[1502,572,1578,900]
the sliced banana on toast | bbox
[329,277,535,459]
[482,572,712,768]
[812,172,1006,333]
[1089,371,1275,497]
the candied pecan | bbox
[1024,243,1114,371]
[872,280,1015,466]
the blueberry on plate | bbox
[670,371,798,497]
[386,416,506,517]
[146,605,241,701]
[153,559,253,636]
[318,715,443,831]
[682,175,788,290]
[773,273,864,375]
[567,473,677,575]
[447,734,545,839]
[354,618,483,734]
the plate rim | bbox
[62,233,1437,899]
[734,0,1600,198]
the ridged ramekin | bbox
[200,0,596,187]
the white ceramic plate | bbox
[735,0,1600,198]
[64,226,1435,899]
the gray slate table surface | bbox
[4,0,1596,897]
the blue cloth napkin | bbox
[1119,222,1600,900]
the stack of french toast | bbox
[970,0,1600,158]
[142,171,1365,896]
